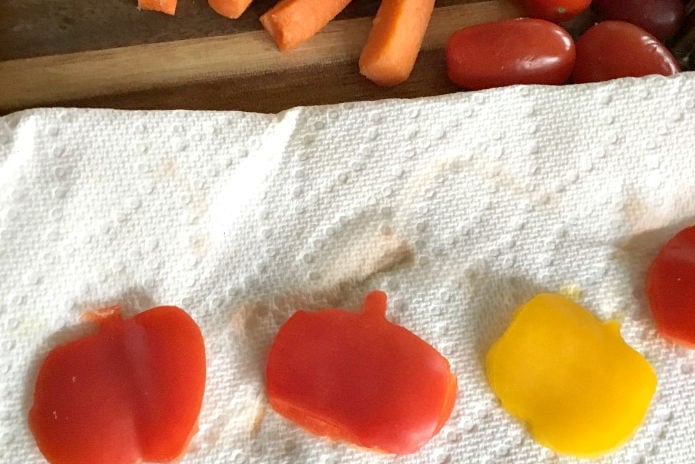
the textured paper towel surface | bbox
[2,73,695,464]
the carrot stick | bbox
[138,0,177,15]
[208,0,254,19]
[260,0,353,52]
[359,0,435,86]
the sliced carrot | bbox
[359,0,435,86]
[260,0,353,52]
[208,0,254,19]
[138,0,177,15]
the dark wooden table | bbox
[1,0,691,114]
[0,0,525,113]
[1,0,390,60]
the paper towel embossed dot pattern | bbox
[1,75,695,463]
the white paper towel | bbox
[2,73,695,464]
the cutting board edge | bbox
[0,1,523,113]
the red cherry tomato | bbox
[572,21,680,83]
[29,306,206,464]
[646,225,695,347]
[265,291,458,454]
[521,0,591,22]
[592,0,686,42]
[446,18,576,90]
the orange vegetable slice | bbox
[359,0,436,86]
[260,0,353,51]
[138,0,177,16]
[208,0,254,19]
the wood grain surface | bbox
[0,1,525,114]
[0,0,387,60]
[2,0,691,115]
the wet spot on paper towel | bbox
[250,398,267,438]
[157,158,177,177]
[191,235,211,258]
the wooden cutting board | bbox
[0,0,527,114]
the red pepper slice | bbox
[647,225,695,347]
[265,291,458,454]
[29,305,206,464]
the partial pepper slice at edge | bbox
[265,291,458,454]
[646,224,695,348]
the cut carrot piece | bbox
[260,0,353,51]
[359,0,435,86]
[208,0,254,19]
[138,0,177,15]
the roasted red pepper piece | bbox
[647,225,695,347]
[29,305,206,464]
[265,291,458,454]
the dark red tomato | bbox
[522,0,592,22]
[572,21,680,83]
[647,226,695,347]
[265,291,458,454]
[29,306,206,464]
[446,18,576,90]
[592,0,686,42]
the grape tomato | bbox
[446,18,576,90]
[572,20,680,83]
[592,0,686,42]
[521,0,592,22]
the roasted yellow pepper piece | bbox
[486,293,656,458]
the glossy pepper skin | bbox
[29,306,206,464]
[647,225,695,347]
[486,293,656,458]
[265,291,458,454]
[446,18,576,90]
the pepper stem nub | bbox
[361,291,388,318]
[80,305,123,326]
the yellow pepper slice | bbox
[486,293,656,458]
